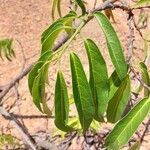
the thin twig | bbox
[130,66,150,91]
[0,64,33,103]
[140,117,150,143]
[127,10,134,64]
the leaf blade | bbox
[70,53,95,132]
[94,12,127,80]
[55,71,73,132]
[106,97,150,150]
[74,0,86,15]
[84,39,109,121]
[107,75,131,123]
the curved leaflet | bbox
[41,12,77,53]
[74,0,86,15]
[94,12,127,80]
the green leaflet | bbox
[41,11,77,54]
[84,39,109,121]
[28,51,53,114]
[52,0,62,20]
[55,71,73,132]
[70,53,95,132]
[108,70,121,101]
[41,22,65,53]
[139,62,150,97]
[0,39,15,61]
[74,0,86,15]
[133,0,150,8]
[107,75,131,123]
[32,62,52,116]
[94,12,127,80]
[105,97,150,150]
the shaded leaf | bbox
[139,62,150,97]
[108,70,121,101]
[84,39,109,121]
[74,0,86,15]
[107,75,131,123]
[70,53,95,132]
[94,12,127,80]
[106,97,150,150]
[55,71,73,132]
[52,0,62,20]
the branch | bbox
[126,11,134,64]
[0,64,33,103]
[0,106,37,150]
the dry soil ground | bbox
[0,0,150,149]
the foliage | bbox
[0,134,22,149]
[0,39,15,61]
[28,0,150,149]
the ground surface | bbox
[0,0,150,149]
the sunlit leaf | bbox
[94,12,127,80]
[70,53,95,132]
[41,12,77,54]
[84,39,109,121]
[106,97,150,150]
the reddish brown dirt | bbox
[0,0,150,149]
